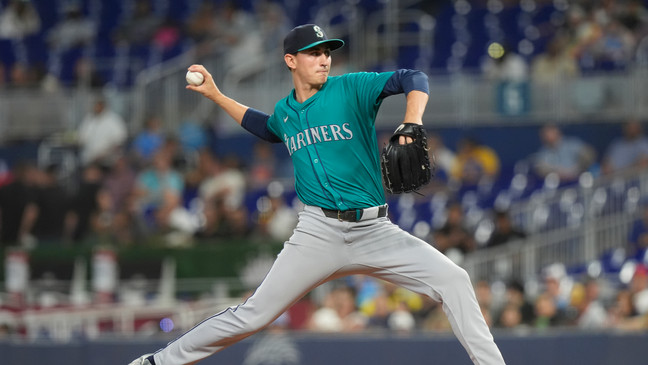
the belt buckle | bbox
[337,210,343,222]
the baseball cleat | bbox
[128,353,154,365]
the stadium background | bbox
[1,0,648,364]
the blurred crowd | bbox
[267,262,648,335]
[0,0,292,89]
[2,0,648,338]
[0,97,299,249]
[1,94,647,252]
[1,0,648,89]
[479,0,648,80]
[2,93,647,336]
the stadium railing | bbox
[463,167,648,283]
[2,69,648,145]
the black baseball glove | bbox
[381,123,434,194]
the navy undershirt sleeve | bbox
[241,108,282,143]
[379,69,429,99]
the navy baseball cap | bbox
[283,24,344,54]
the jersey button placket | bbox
[301,106,347,211]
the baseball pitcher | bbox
[130,24,505,365]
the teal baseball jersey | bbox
[267,72,395,210]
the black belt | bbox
[321,205,388,222]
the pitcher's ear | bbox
[284,53,296,71]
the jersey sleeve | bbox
[379,69,430,98]
[265,111,281,141]
[241,108,282,143]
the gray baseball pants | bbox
[153,205,505,364]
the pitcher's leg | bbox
[354,223,505,365]
[153,241,343,364]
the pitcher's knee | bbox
[446,262,472,286]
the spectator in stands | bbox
[194,153,249,240]
[158,135,186,170]
[421,302,452,332]
[601,118,648,175]
[77,96,128,167]
[627,200,648,262]
[193,150,251,241]
[131,115,165,168]
[68,163,103,243]
[183,148,213,197]
[0,160,38,246]
[195,196,251,240]
[30,164,72,245]
[0,62,6,88]
[94,155,136,244]
[432,201,476,259]
[384,281,424,321]
[255,0,291,55]
[481,42,528,83]
[628,264,648,320]
[209,1,261,68]
[618,0,648,38]
[185,0,216,45]
[198,153,246,212]
[590,19,636,70]
[152,16,182,54]
[449,137,501,187]
[0,0,41,41]
[388,301,417,333]
[309,285,366,332]
[177,121,209,155]
[365,290,392,330]
[247,141,278,191]
[534,270,572,329]
[530,124,596,184]
[426,133,456,182]
[496,303,524,329]
[260,190,298,242]
[0,159,10,187]
[530,35,580,84]
[132,149,184,233]
[71,56,105,89]
[40,3,95,88]
[485,209,527,248]
[7,62,34,88]
[46,4,95,53]
[533,293,564,329]
[308,287,344,332]
[607,288,645,331]
[221,204,251,239]
[112,0,160,47]
[497,280,535,327]
[569,278,606,329]
[563,5,604,71]
[544,269,571,312]
[357,279,423,332]
[474,280,494,327]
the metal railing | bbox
[3,70,648,144]
[463,168,648,282]
[4,295,240,341]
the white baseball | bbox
[186,70,204,86]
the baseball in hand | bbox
[186,70,204,86]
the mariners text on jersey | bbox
[283,123,353,155]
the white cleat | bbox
[128,354,154,365]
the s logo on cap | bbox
[313,25,324,38]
